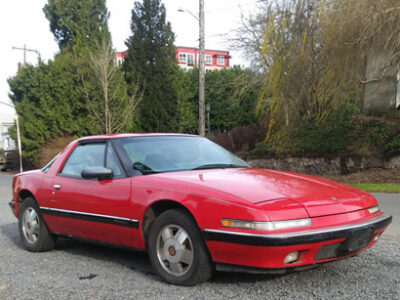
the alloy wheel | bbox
[21,207,40,244]
[156,225,194,276]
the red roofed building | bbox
[176,46,230,71]
[115,51,126,67]
[115,46,230,71]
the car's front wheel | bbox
[18,197,55,252]
[147,209,213,285]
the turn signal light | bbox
[221,218,311,231]
[368,206,380,214]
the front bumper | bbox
[9,200,16,216]
[8,200,15,210]
[202,213,392,269]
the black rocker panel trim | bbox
[40,207,139,229]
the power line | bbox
[12,45,40,65]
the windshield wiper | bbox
[133,162,158,175]
[191,163,245,170]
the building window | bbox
[1,123,16,150]
[179,53,187,63]
[5,137,10,150]
[187,54,195,66]
[205,55,212,65]
[217,55,225,65]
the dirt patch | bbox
[37,135,74,168]
[323,168,400,184]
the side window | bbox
[106,144,123,177]
[61,143,105,177]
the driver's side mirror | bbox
[81,167,113,180]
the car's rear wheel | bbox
[18,197,55,252]
[147,209,213,285]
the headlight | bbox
[222,218,311,231]
[368,206,380,214]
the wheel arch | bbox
[141,199,199,243]
[16,189,38,217]
[19,189,36,203]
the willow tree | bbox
[325,0,400,115]
[252,0,357,140]
[235,0,400,144]
[326,0,400,66]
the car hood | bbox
[151,168,376,218]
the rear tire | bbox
[18,197,55,252]
[147,209,213,285]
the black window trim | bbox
[41,153,60,173]
[105,139,126,179]
[109,139,129,177]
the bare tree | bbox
[88,42,142,134]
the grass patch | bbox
[350,183,400,193]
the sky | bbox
[0,0,260,104]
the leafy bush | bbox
[248,104,399,158]
[349,116,394,155]
[277,103,358,156]
[291,117,354,155]
[248,142,275,157]
[385,134,400,154]
[183,66,261,133]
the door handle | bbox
[53,184,61,190]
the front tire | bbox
[147,209,213,285]
[18,197,55,252]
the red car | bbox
[9,134,391,285]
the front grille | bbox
[314,243,342,261]
[314,228,374,261]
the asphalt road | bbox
[0,174,399,299]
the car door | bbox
[43,140,138,248]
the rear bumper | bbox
[203,213,392,269]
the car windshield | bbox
[116,136,249,174]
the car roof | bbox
[77,133,199,142]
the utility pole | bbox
[206,103,211,134]
[12,45,40,65]
[198,0,206,136]
[178,2,206,136]
[15,115,23,173]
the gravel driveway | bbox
[0,174,399,299]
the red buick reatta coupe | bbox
[9,134,392,285]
